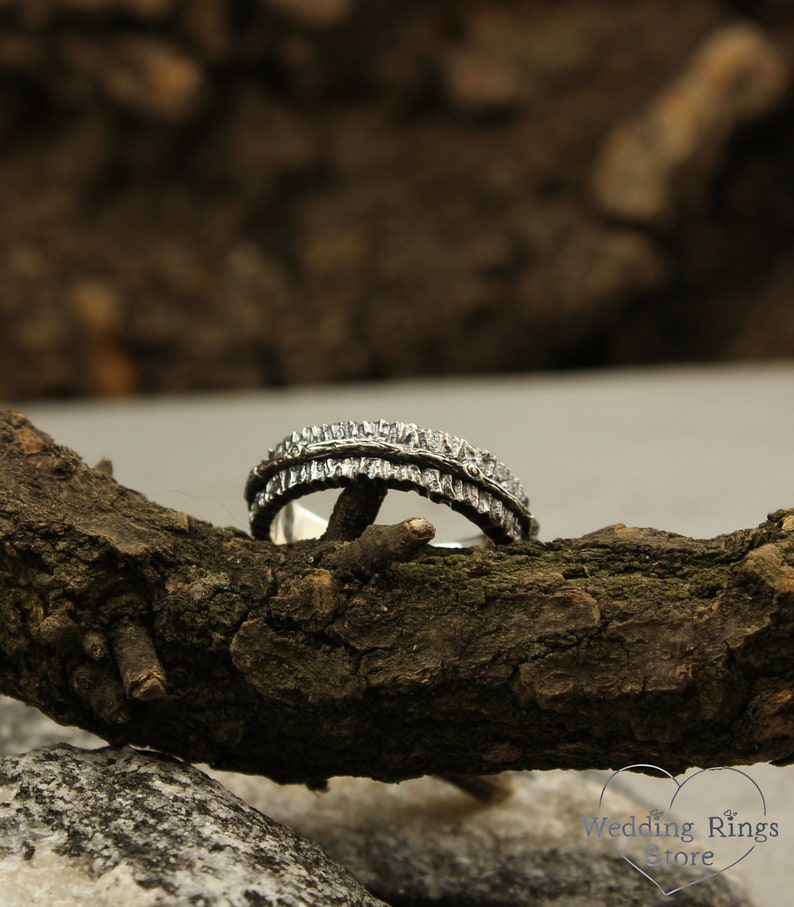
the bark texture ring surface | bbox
[245,421,539,545]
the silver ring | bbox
[245,421,538,545]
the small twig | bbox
[71,664,130,725]
[82,629,110,661]
[440,773,515,804]
[94,457,114,477]
[322,480,387,542]
[35,613,80,649]
[324,517,435,576]
[110,622,167,701]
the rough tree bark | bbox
[1,410,793,784]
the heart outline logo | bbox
[597,764,766,897]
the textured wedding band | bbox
[245,421,538,545]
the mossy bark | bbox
[1,411,793,783]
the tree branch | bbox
[1,411,793,783]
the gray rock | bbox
[0,744,385,907]
[0,699,759,905]
[217,771,756,907]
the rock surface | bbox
[0,698,761,905]
[218,768,756,907]
[0,743,385,907]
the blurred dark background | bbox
[1,0,792,399]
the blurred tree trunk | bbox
[0,1,792,399]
